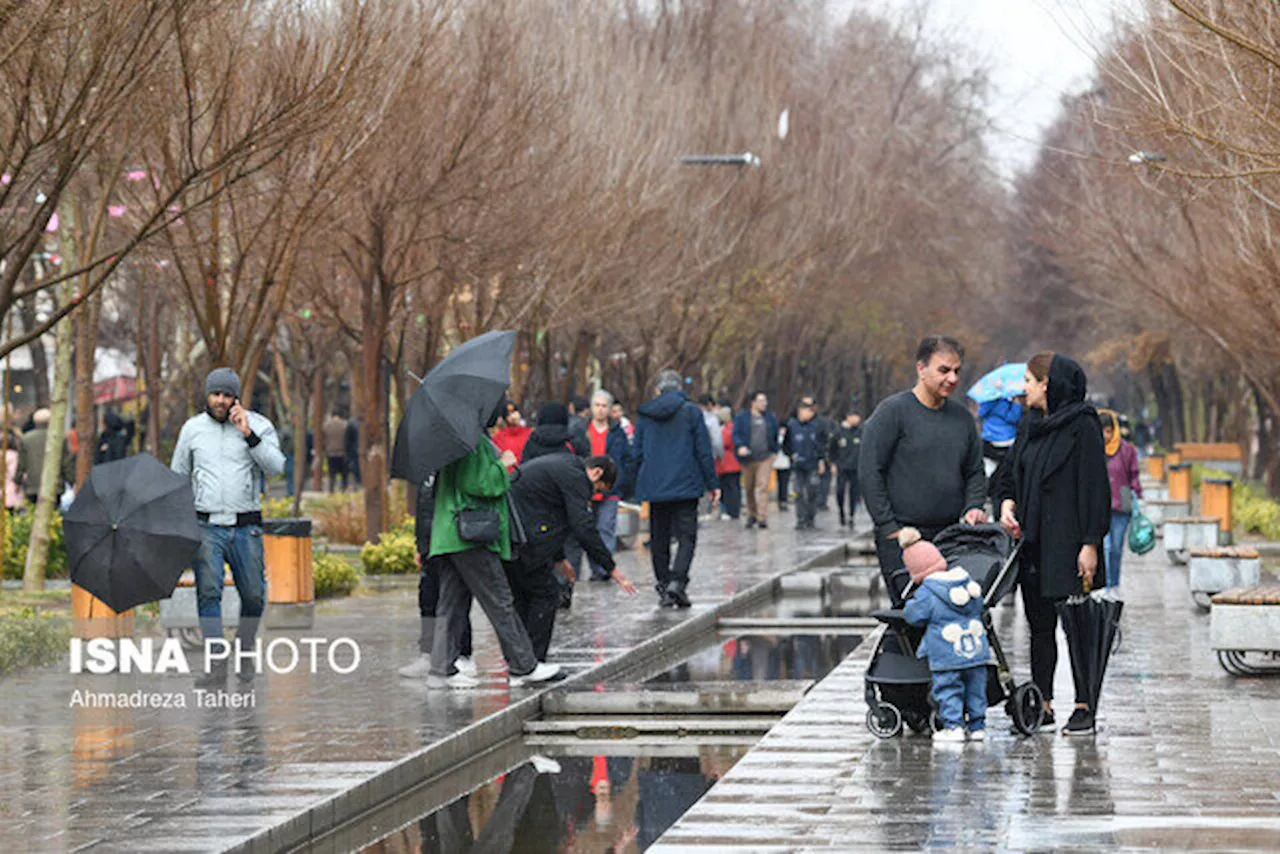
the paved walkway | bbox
[654,543,1280,851]
[0,506,850,853]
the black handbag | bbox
[456,504,501,544]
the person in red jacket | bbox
[715,406,742,520]
[491,400,532,468]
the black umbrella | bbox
[1056,589,1124,715]
[64,453,204,612]
[391,329,516,485]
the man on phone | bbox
[172,367,286,687]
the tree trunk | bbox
[361,221,389,541]
[18,293,50,408]
[311,368,324,493]
[73,290,103,488]
[24,282,74,591]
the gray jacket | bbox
[702,409,725,460]
[171,410,285,525]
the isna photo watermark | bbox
[69,636,362,676]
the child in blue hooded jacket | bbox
[899,526,990,743]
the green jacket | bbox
[429,441,512,560]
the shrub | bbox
[313,551,360,598]
[360,529,417,574]
[0,607,70,674]
[2,511,68,581]
[308,493,366,544]
[1190,466,1280,541]
[261,496,296,519]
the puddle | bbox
[357,743,749,853]
[750,566,888,619]
[645,634,862,685]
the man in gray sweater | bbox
[858,336,987,602]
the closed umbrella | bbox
[1056,588,1124,715]
[967,362,1027,404]
[63,453,204,612]
[391,329,516,485]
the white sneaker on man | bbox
[509,662,562,687]
[968,729,986,742]
[455,656,477,676]
[397,654,431,679]
[933,728,965,745]
[426,671,481,689]
[529,755,562,774]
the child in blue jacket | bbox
[899,527,990,743]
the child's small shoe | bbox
[968,728,986,742]
[933,728,965,744]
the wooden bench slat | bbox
[1211,587,1280,606]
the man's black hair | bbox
[750,390,768,404]
[915,335,964,365]
[698,393,716,406]
[569,395,590,414]
[585,454,617,489]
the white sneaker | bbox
[397,654,432,678]
[426,671,480,689]
[509,662,562,687]
[455,656,477,676]
[529,755,562,774]
[968,729,986,742]
[933,728,965,744]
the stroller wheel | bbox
[867,702,903,739]
[1009,683,1045,736]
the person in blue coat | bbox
[899,527,990,744]
[632,370,719,608]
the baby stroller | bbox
[863,523,1045,738]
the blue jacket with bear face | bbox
[902,567,990,672]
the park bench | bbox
[1143,498,1190,533]
[1174,442,1244,475]
[1210,586,1280,676]
[1189,546,1261,611]
[1164,516,1221,565]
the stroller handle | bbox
[983,538,1023,609]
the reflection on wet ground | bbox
[358,744,750,854]
[646,634,863,685]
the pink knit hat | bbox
[896,527,947,583]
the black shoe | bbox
[666,584,691,608]
[839,515,847,527]
[1062,708,1095,736]
[1035,709,1056,732]
[589,573,611,582]
[746,518,757,529]
[758,520,768,530]
[658,590,677,608]
[195,661,227,689]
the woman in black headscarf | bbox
[994,352,1110,736]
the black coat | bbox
[994,356,1110,601]
[521,424,590,462]
[509,454,614,574]
[414,477,437,557]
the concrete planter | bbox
[1164,516,1221,564]
[1189,548,1261,611]
[1144,499,1190,533]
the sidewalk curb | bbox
[230,539,856,854]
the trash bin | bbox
[263,517,314,629]
[72,586,134,639]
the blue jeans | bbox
[1102,511,1130,589]
[194,522,266,642]
[567,500,620,580]
[932,666,986,731]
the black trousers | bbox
[417,554,472,657]
[874,522,945,606]
[817,468,832,509]
[327,456,347,492]
[1019,552,1089,706]
[649,498,699,591]
[836,468,859,522]
[504,558,561,661]
[792,468,818,525]
[777,469,791,507]
[718,471,742,519]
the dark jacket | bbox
[575,420,633,499]
[509,454,615,573]
[344,418,360,460]
[784,417,825,472]
[731,410,781,460]
[994,355,1111,601]
[95,410,133,464]
[522,424,589,462]
[414,477,436,556]
[632,390,718,503]
[831,425,862,471]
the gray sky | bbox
[837,0,1139,176]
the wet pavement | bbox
[654,541,1280,851]
[0,508,850,852]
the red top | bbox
[715,423,741,475]
[588,422,616,501]
[491,425,532,468]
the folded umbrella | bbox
[391,329,517,486]
[1056,588,1124,715]
[64,453,204,612]
[967,362,1027,404]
